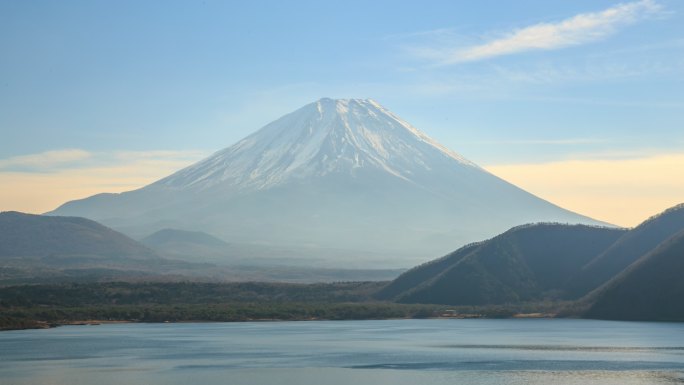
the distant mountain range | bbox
[0,212,403,284]
[48,98,605,267]
[0,211,159,263]
[0,211,168,283]
[2,204,683,320]
[378,203,684,321]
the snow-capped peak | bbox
[154,98,479,191]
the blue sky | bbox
[1,0,683,225]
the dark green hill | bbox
[384,224,626,305]
[0,211,159,262]
[0,211,180,284]
[584,230,684,321]
[374,242,482,300]
[567,203,684,297]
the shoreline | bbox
[1,313,560,332]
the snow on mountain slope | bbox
[153,98,477,192]
[49,98,607,267]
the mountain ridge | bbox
[377,223,626,305]
[566,203,684,297]
[0,211,159,261]
[584,229,684,321]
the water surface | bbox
[2,319,684,384]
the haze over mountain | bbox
[138,228,322,266]
[49,98,605,267]
[140,228,234,263]
[0,212,403,284]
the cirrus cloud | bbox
[417,0,664,65]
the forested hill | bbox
[377,223,626,305]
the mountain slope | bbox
[374,241,483,300]
[0,211,176,283]
[384,224,626,305]
[154,98,480,192]
[567,203,684,297]
[142,228,230,249]
[49,98,606,267]
[0,211,159,262]
[140,228,238,263]
[584,230,684,321]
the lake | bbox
[2,319,684,385]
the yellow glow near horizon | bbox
[0,151,205,214]
[485,153,684,227]
[0,171,147,214]
[2,151,683,227]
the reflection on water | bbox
[1,319,684,385]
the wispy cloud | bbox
[418,0,663,64]
[0,149,209,213]
[0,149,92,172]
[0,149,207,174]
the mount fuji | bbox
[49,98,606,267]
